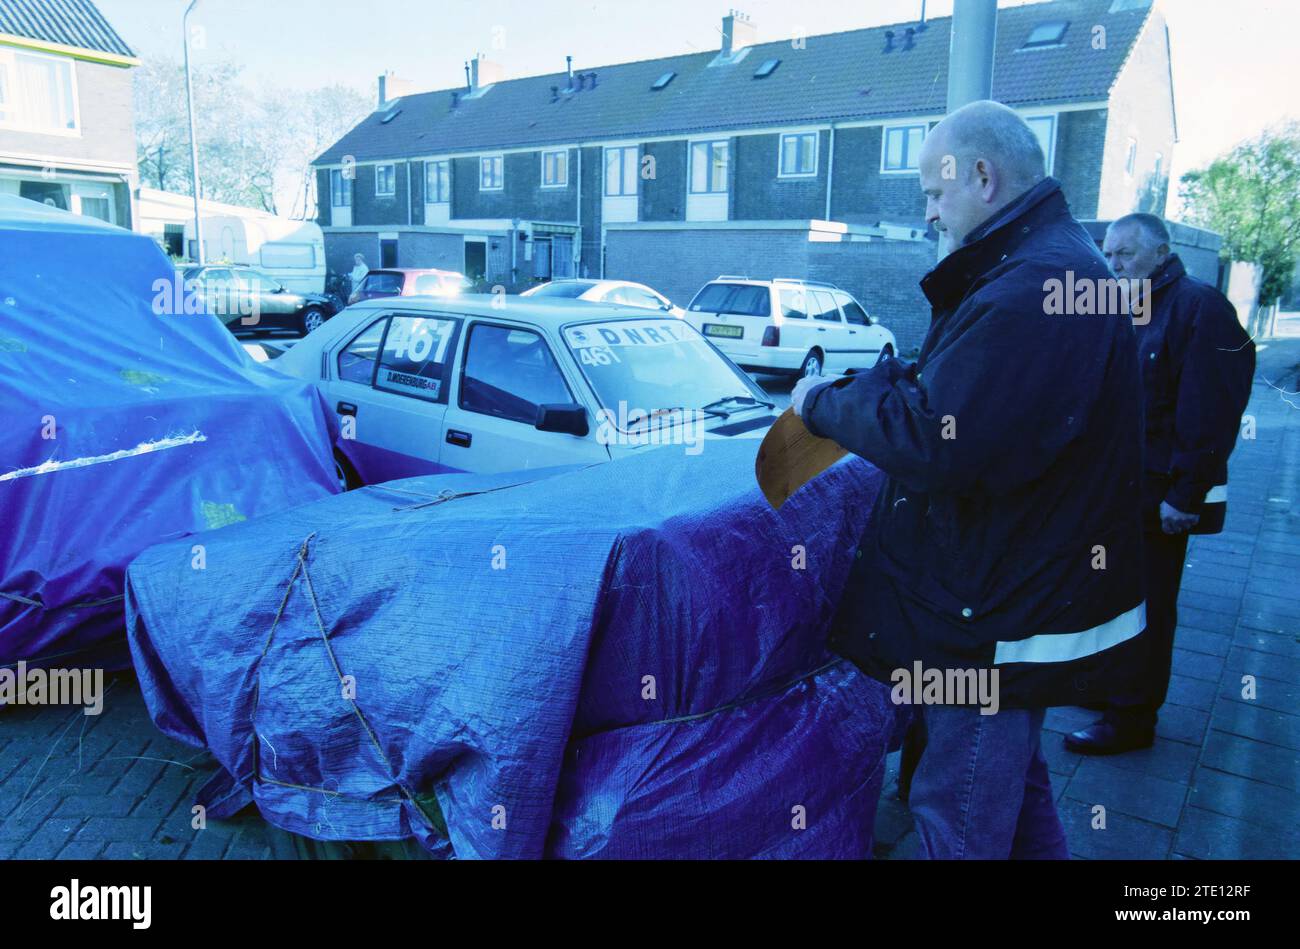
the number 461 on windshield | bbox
[579,346,622,366]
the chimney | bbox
[587,71,598,88]
[450,90,460,110]
[884,30,895,53]
[721,10,757,58]
[378,71,415,107]
[550,85,560,103]
[470,52,504,91]
[565,55,574,90]
[904,26,916,50]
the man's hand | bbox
[791,374,829,418]
[1160,500,1199,535]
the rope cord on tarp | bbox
[245,532,442,837]
[389,463,606,512]
[0,591,124,610]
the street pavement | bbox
[1,322,1296,860]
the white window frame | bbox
[880,123,927,174]
[1023,113,1058,175]
[480,154,504,192]
[375,163,396,197]
[777,131,819,178]
[0,47,81,135]
[541,149,568,188]
[425,159,450,203]
[604,145,638,197]
[330,169,352,208]
[689,140,730,195]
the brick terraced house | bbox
[0,0,139,228]
[315,0,1180,349]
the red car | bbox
[348,268,474,305]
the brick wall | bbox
[807,240,935,352]
[352,161,411,227]
[641,140,686,222]
[0,58,135,169]
[450,149,578,223]
[397,232,465,271]
[829,126,930,228]
[733,131,829,221]
[324,231,379,282]
[1097,8,1177,219]
[1054,109,1109,219]
[578,145,603,277]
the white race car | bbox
[274,295,779,488]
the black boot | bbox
[1064,715,1155,755]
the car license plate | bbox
[704,323,743,339]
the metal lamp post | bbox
[183,0,205,264]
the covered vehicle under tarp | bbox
[0,196,339,668]
[125,440,896,859]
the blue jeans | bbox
[906,705,1069,859]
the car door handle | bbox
[817,327,827,332]
[446,429,472,448]
[337,402,357,416]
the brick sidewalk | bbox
[2,335,1296,861]
[875,329,1300,859]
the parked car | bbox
[348,268,474,305]
[522,278,685,317]
[682,277,896,378]
[183,264,337,335]
[274,296,779,488]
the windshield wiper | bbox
[626,405,727,430]
[698,394,777,416]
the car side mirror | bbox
[535,403,589,437]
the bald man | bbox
[791,101,1148,859]
[1066,215,1255,754]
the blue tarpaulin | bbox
[125,440,896,859]
[0,196,339,668]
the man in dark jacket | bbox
[1066,214,1255,754]
[791,101,1148,859]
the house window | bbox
[0,48,78,133]
[1022,21,1069,49]
[541,149,568,188]
[375,163,396,197]
[882,125,926,172]
[1025,115,1057,173]
[690,140,729,194]
[425,160,450,203]
[779,132,818,177]
[330,169,352,207]
[604,146,638,196]
[480,155,504,191]
[1125,138,1138,177]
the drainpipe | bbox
[575,146,582,277]
[406,161,412,226]
[824,124,836,222]
[182,0,204,263]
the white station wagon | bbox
[683,277,896,378]
[274,296,779,488]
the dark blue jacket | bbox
[803,179,1149,709]
[1136,254,1255,534]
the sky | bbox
[96,0,1300,218]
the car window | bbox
[337,319,387,385]
[460,324,572,425]
[563,318,762,432]
[374,315,461,403]
[810,290,842,323]
[528,281,594,299]
[203,268,233,287]
[779,288,810,319]
[688,283,771,317]
[361,272,404,295]
[836,292,870,326]
[621,287,668,310]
